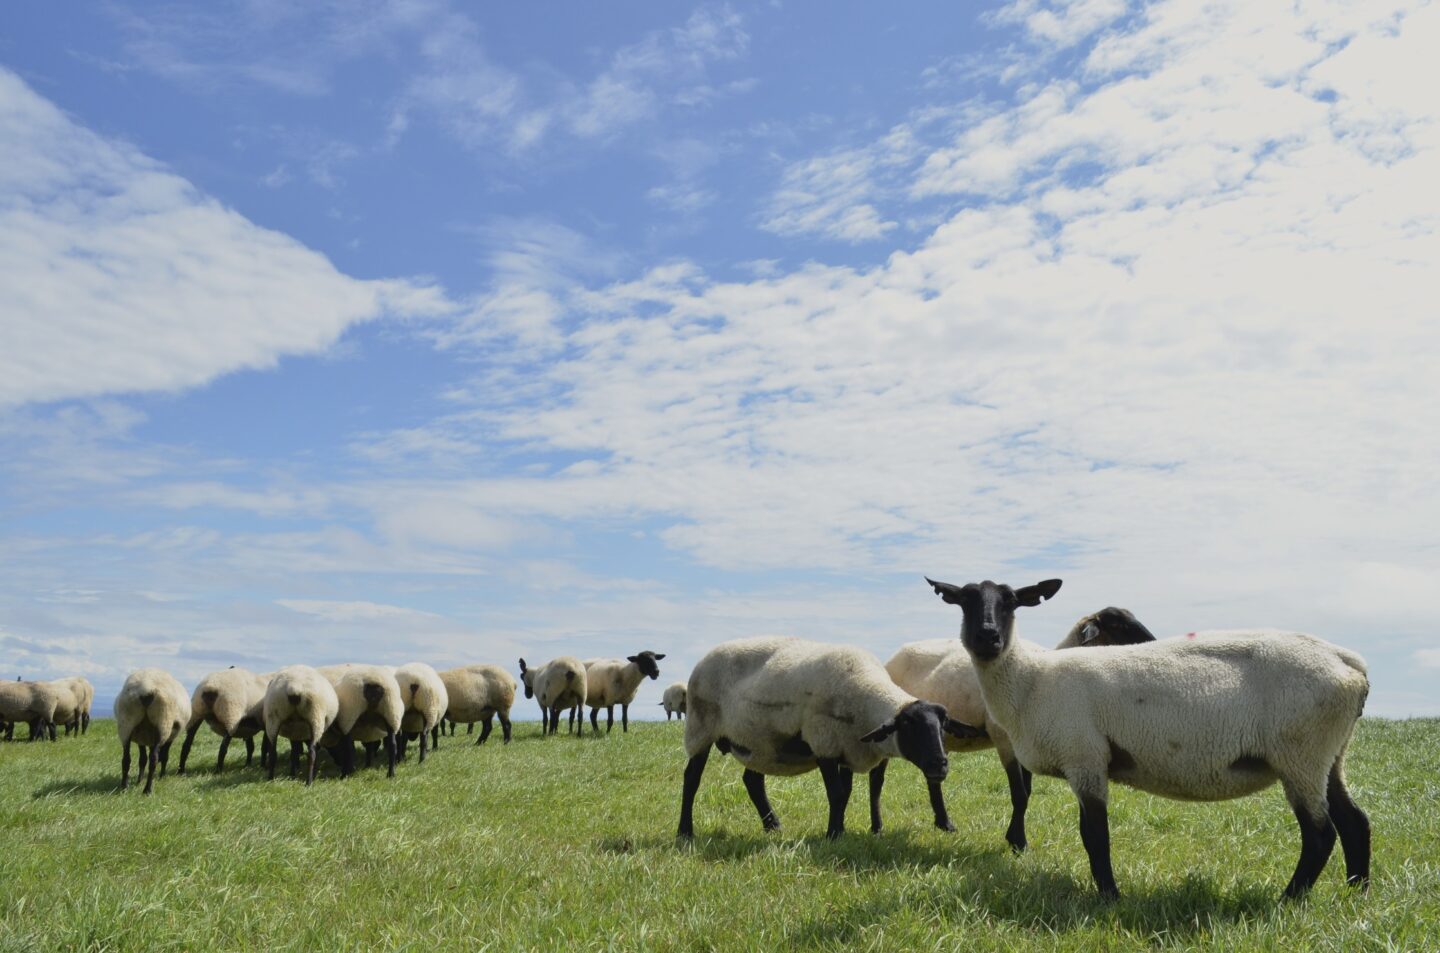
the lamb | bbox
[0,681,59,742]
[394,662,448,763]
[317,664,404,777]
[927,576,1371,900]
[518,657,587,736]
[114,669,190,794]
[177,667,271,774]
[878,606,1156,843]
[263,665,340,785]
[661,682,687,720]
[439,664,516,745]
[678,637,982,839]
[583,651,666,733]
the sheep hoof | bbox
[936,820,957,833]
[1007,834,1027,852]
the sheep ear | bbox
[1016,579,1063,606]
[944,718,986,739]
[627,656,640,664]
[860,719,898,744]
[654,653,666,660]
[1100,608,1157,644]
[518,658,527,673]
[925,577,966,605]
[1080,622,1101,644]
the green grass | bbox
[1,718,1437,952]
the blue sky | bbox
[2,0,1437,717]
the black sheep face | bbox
[861,700,983,782]
[1079,606,1157,646]
[627,651,667,680]
[926,577,1063,662]
[518,659,535,699]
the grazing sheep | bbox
[318,664,404,777]
[114,669,190,794]
[583,651,666,733]
[439,664,516,745]
[518,657,587,736]
[263,665,340,785]
[678,637,981,839]
[52,675,95,735]
[927,576,1371,900]
[394,662,448,763]
[878,606,1156,843]
[177,668,271,775]
[661,682,687,720]
[0,681,59,743]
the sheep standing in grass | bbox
[394,662,448,763]
[927,575,1371,900]
[0,681,59,742]
[439,665,516,745]
[318,664,404,777]
[583,651,666,733]
[661,682,687,720]
[177,667,270,775]
[678,637,981,839]
[518,657,587,736]
[877,606,1156,843]
[114,669,190,794]
[263,665,340,785]
[55,676,95,735]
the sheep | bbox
[583,651,666,733]
[177,667,271,774]
[439,664,516,745]
[878,606,1156,844]
[114,669,190,794]
[677,637,982,839]
[518,657,587,736]
[661,682,687,720]
[317,664,404,777]
[926,575,1372,900]
[0,681,59,742]
[263,665,340,784]
[393,662,448,763]
[50,675,94,735]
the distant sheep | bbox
[880,606,1155,843]
[318,664,403,777]
[927,576,1371,900]
[177,668,271,775]
[394,662,448,763]
[583,651,665,733]
[679,637,980,839]
[263,665,340,785]
[661,682,687,720]
[54,676,94,735]
[0,681,59,743]
[518,657,587,736]
[439,664,516,745]
[114,669,190,794]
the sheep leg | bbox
[244,736,255,767]
[82,712,89,734]
[121,740,132,789]
[816,758,853,839]
[384,731,397,777]
[1282,780,1338,899]
[418,726,428,764]
[677,747,710,839]
[267,737,278,780]
[1002,755,1030,848]
[465,721,472,734]
[49,720,58,741]
[867,762,886,833]
[477,714,493,746]
[622,703,630,733]
[159,740,174,776]
[606,706,614,733]
[215,735,231,773]
[540,707,549,734]
[143,743,158,795]
[1075,791,1119,900]
[549,706,562,736]
[500,713,512,743]
[289,741,302,778]
[306,740,319,786]
[743,769,782,831]
[177,721,202,775]
[431,724,440,749]
[1327,763,1370,888]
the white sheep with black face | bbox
[661,682,686,720]
[583,651,666,733]
[878,605,1156,843]
[677,637,981,840]
[177,667,271,775]
[439,664,516,744]
[114,669,191,794]
[394,662,448,763]
[263,665,340,785]
[927,575,1371,901]
[518,657,588,736]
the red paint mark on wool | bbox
[1185,632,1197,639]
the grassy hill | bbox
[0,717,1436,951]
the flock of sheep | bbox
[1,572,1374,903]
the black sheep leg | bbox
[1077,793,1119,899]
[677,747,710,839]
[177,721,201,775]
[1327,764,1371,888]
[1002,754,1032,849]
[868,761,887,833]
[743,769,781,831]
[816,758,853,839]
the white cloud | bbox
[276,599,442,623]
[0,69,450,408]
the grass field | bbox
[0,717,1436,952]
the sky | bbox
[1,0,1437,719]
